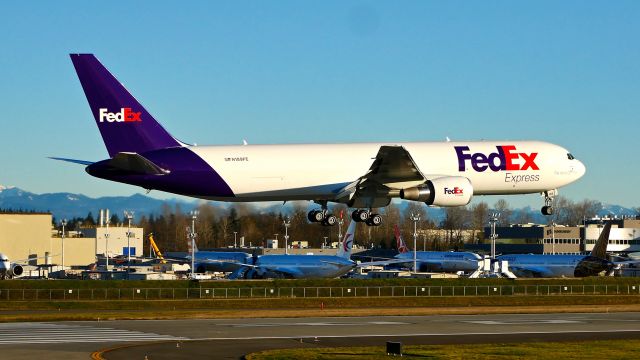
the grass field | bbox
[1,295,640,322]
[245,339,640,359]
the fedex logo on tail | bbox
[455,145,539,172]
[98,108,141,123]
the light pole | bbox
[283,217,291,255]
[60,219,67,269]
[489,213,499,260]
[552,222,556,255]
[233,231,238,248]
[410,213,421,273]
[105,217,110,268]
[189,210,199,278]
[124,211,134,277]
[338,217,344,243]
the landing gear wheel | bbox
[323,214,338,226]
[541,206,554,216]
[308,210,318,222]
[352,209,369,222]
[366,213,383,226]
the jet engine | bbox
[400,176,473,206]
[8,263,23,278]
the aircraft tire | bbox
[324,214,338,226]
[369,213,383,226]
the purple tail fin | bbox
[70,54,181,157]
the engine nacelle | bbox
[400,176,473,207]
[8,263,23,277]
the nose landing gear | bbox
[541,190,557,216]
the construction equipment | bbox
[148,233,167,263]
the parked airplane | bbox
[0,253,24,279]
[392,225,482,273]
[178,233,252,273]
[497,222,613,278]
[232,220,398,278]
[55,54,586,226]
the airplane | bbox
[392,225,482,273]
[497,222,613,278]
[231,220,400,279]
[0,253,25,279]
[54,54,586,227]
[177,231,253,273]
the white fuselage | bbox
[395,251,482,272]
[188,140,585,201]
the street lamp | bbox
[283,217,291,255]
[552,222,556,255]
[189,210,199,278]
[410,213,421,273]
[489,213,500,260]
[105,216,110,268]
[233,231,238,248]
[124,211,134,277]
[60,219,67,269]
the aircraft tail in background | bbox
[394,225,410,254]
[70,54,182,157]
[337,220,356,259]
[590,222,612,259]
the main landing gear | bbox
[308,208,338,226]
[541,190,556,216]
[307,204,383,227]
[352,209,383,227]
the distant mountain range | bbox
[0,185,197,221]
[0,184,636,223]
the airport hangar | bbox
[0,212,143,269]
[465,217,640,255]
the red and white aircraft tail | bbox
[394,224,410,254]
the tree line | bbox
[44,197,634,252]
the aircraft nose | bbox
[573,160,586,179]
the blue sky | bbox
[0,1,638,209]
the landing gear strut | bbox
[308,202,337,226]
[541,190,556,216]
[352,209,382,226]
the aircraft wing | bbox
[509,265,554,278]
[337,145,426,206]
[362,145,425,187]
[250,265,304,278]
[355,259,409,268]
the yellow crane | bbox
[148,233,167,263]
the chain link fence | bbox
[1,284,640,301]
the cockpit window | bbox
[567,153,575,160]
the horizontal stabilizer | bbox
[48,157,94,166]
[108,152,170,175]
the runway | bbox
[2,312,640,359]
